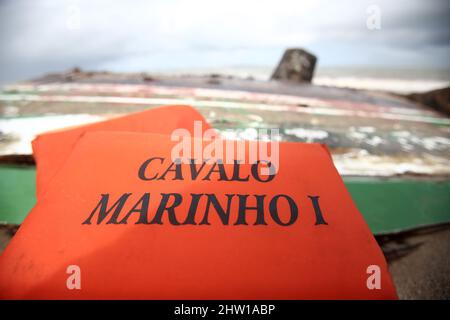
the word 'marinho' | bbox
[82,157,329,226]
[82,193,328,226]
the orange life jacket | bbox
[0,128,397,299]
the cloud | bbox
[0,0,449,83]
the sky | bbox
[0,0,449,84]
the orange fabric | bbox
[32,105,211,199]
[0,131,397,299]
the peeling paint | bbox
[0,114,105,155]
[333,149,450,176]
[284,128,329,141]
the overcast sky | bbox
[0,0,449,83]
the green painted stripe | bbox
[0,165,36,224]
[0,165,449,234]
[344,177,450,234]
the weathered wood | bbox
[1,78,449,177]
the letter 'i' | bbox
[308,196,328,225]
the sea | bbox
[151,66,450,94]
